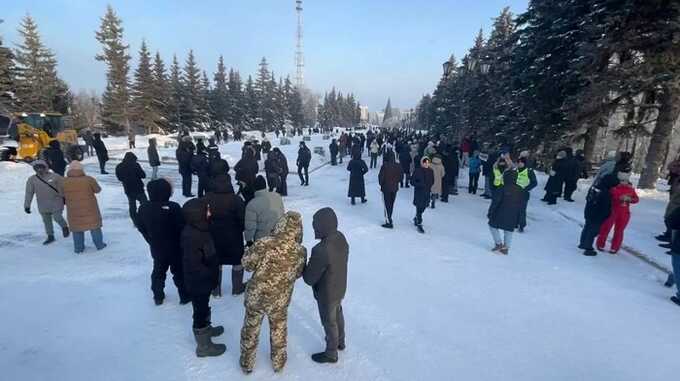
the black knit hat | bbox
[254,175,267,191]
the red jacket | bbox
[609,183,639,215]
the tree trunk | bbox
[582,121,601,164]
[638,87,680,189]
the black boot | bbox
[583,249,598,256]
[231,268,246,295]
[361,198,367,204]
[664,274,675,288]
[311,352,338,364]
[193,327,226,357]
[62,226,70,238]
[656,233,671,243]
[671,296,680,307]
[351,197,356,205]
[43,235,55,245]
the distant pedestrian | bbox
[191,147,210,198]
[369,140,380,169]
[44,140,67,176]
[378,151,401,228]
[128,130,136,149]
[398,144,412,189]
[329,139,339,166]
[516,157,538,233]
[235,148,259,203]
[115,152,147,224]
[24,160,69,245]
[147,138,161,180]
[297,141,312,186]
[487,170,524,255]
[303,208,348,364]
[83,129,94,157]
[181,198,226,358]
[63,161,106,254]
[347,152,368,205]
[176,137,195,197]
[92,133,109,174]
[429,155,446,208]
[411,157,434,233]
[468,151,482,194]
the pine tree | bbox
[130,40,158,133]
[95,5,131,134]
[382,98,393,125]
[201,70,212,129]
[243,75,257,129]
[14,14,61,112]
[0,19,18,111]
[168,55,183,129]
[211,55,229,125]
[227,69,244,127]
[289,85,305,128]
[181,50,203,130]
[255,57,274,131]
[151,52,170,130]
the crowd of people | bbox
[20,125,680,374]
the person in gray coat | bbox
[244,175,285,245]
[24,160,70,245]
[303,207,349,364]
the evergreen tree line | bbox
[0,16,71,114]
[95,6,307,135]
[416,1,680,188]
[317,88,361,129]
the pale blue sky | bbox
[2,0,528,110]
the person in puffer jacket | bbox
[115,152,147,224]
[240,211,307,374]
[596,171,639,254]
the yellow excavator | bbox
[6,112,80,162]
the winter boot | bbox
[361,198,367,204]
[351,198,356,205]
[231,268,246,295]
[62,226,70,238]
[311,352,338,364]
[656,233,671,243]
[671,296,680,307]
[381,222,394,229]
[43,235,55,245]
[518,227,525,233]
[193,327,226,357]
[664,274,675,288]
[659,243,672,249]
[583,249,598,257]
[338,342,346,351]
[499,246,509,255]
[430,199,435,209]
[492,244,503,252]
[416,225,425,234]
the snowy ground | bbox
[1,132,679,381]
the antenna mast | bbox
[295,0,305,89]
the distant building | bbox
[360,106,369,123]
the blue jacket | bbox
[469,156,482,174]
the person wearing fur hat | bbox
[63,161,106,253]
[24,160,69,245]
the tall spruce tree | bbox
[151,52,170,131]
[211,56,229,125]
[168,55,183,130]
[181,50,203,130]
[227,69,244,127]
[14,14,61,112]
[382,98,393,125]
[95,5,131,134]
[130,40,158,133]
[243,75,257,129]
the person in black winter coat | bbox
[147,138,161,180]
[136,179,188,305]
[181,198,226,357]
[92,133,109,174]
[378,151,402,228]
[235,148,259,203]
[115,152,148,224]
[273,148,289,196]
[398,145,412,188]
[562,148,581,202]
[488,170,525,255]
[347,152,368,205]
[411,157,435,233]
[516,157,538,232]
[45,140,67,176]
[329,139,339,166]
[440,146,458,202]
[297,141,312,186]
[303,207,349,364]
[265,152,283,192]
[207,158,231,192]
[205,175,246,296]
[176,137,195,197]
[543,151,567,205]
[481,151,497,199]
[191,148,210,198]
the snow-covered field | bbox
[1,132,679,381]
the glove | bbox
[246,241,254,247]
[24,207,31,214]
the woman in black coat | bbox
[272,148,289,196]
[398,145,412,188]
[92,133,109,174]
[329,139,339,166]
[543,151,567,205]
[264,153,282,192]
[347,152,368,204]
[234,149,259,203]
[147,138,161,180]
[181,198,226,357]
[487,170,524,254]
[411,157,434,233]
[205,175,246,296]
[45,140,67,176]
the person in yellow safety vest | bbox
[516,157,538,232]
[492,153,512,191]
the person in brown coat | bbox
[378,151,402,229]
[63,161,106,254]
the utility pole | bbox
[295,0,305,89]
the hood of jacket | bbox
[147,178,172,202]
[122,152,138,163]
[272,211,304,244]
[182,198,210,231]
[49,140,61,149]
[313,207,338,239]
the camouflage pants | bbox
[240,306,288,372]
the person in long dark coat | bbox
[378,151,402,228]
[181,198,226,358]
[191,147,210,198]
[92,133,109,174]
[272,148,289,196]
[44,140,67,176]
[235,148,259,203]
[562,148,581,202]
[297,141,312,186]
[205,175,246,296]
[398,144,412,189]
[176,137,195,197]
[543,151,567,205]
[487,170,525,255]
[411,157,434,233]
[329,139,339,166]
[265,152,283,192]
[347,152,368,205]
[136,178,188,305]
[115,152,147,224]
[147,138,161,180]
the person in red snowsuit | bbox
[596,172,639,254]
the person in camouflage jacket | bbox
[239,211,307,374]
